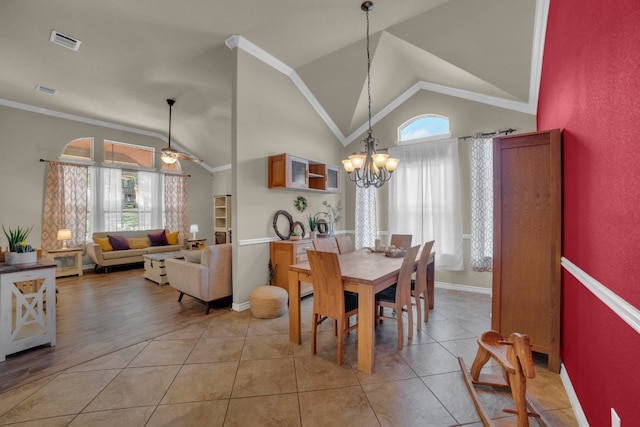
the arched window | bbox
[61,137,93,161]
[398,114,451,144]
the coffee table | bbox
[143,251,184,285]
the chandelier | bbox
[342,1,399,188]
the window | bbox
[104,140,154,168]
[61,137,93,161]
[398,114,451,144]
[57,138,186,241]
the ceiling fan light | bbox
[349,153,366,169]
[161,153,178,164]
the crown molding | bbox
[0,97,217,173]
[228,0,547,147]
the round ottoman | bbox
[250,285,288,318]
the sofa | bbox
[164,244,232,314]
[87,229,183,272]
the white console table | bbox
[0,259,56,361]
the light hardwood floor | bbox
[0,267,213,392]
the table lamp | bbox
[190,224,199,239]
[57,228,72,249]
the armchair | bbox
[164,244,232,314]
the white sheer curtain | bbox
[388,138,463,270]
[91,167,164,233]
[137,171,163,229]
[95,167,123,232]
[470,137,494,271]
[355,185,377,250]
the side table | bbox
[44,247,84,278]
[186,238,207,250]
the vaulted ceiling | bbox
[0,0,544,171]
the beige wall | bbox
[231,49,344,304]
[343,91,536,289]
[0,105,213,254]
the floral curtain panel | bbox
[355,185,377,250]
[164,174,188,239]
[470,137,494,272]
[41,161,89,250]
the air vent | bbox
[35,85,58,95]
[49,30,81,51]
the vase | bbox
[309,231,316,239]
[5,251,37,265]
[328,222,335,237]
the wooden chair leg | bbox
[414,292,422,331]
[336,318,344,366]
[311,313,318,355]
[423,290,429,322]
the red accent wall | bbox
[538,0,640,424]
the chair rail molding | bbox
[561,256,640,334]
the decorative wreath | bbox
[291,221,306,239]
[272,210,294,240]
[294,196,308,213]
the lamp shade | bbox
[57,229,72,241]
[189,224,199,233]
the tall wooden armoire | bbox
[492,129,562,373]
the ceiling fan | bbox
[160,99,202,164]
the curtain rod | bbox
[39,158,191,177]
[458,128,516,140]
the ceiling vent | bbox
[49,30,81,51]
[35,85,58,95]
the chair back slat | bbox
[312,238,336,253]
[414,240,435,295]
[335,235,354,254]
[390,234,412,249]
[395,245,420,306]
[307,250,344,320]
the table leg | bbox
[288,270,301,344]
[357,283,375,374]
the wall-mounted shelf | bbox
[268,153,340,193]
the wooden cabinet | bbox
[270,239,315,297]
[268,153,341,193]
[492,129,562,373]
[213,195,232,244]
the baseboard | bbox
[560,364,589,426]
[232,301,250,312]
[435,281,492,295]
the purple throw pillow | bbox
[148,230,168,246]
[107,234,130,251]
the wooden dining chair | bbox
[312,238,336,252]
[335,235,354,254]
[411,240,435,327]
[307,250,358,365]
[375,245,420,350]
[390,234,412,249]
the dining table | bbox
[287,248,434,374]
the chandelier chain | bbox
[366,8,372,138]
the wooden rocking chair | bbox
[458,330,549,427]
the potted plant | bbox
[318,200,342,236]
[307,214,318,239]
[2,225,37,265]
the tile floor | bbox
[0,288,578,426]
